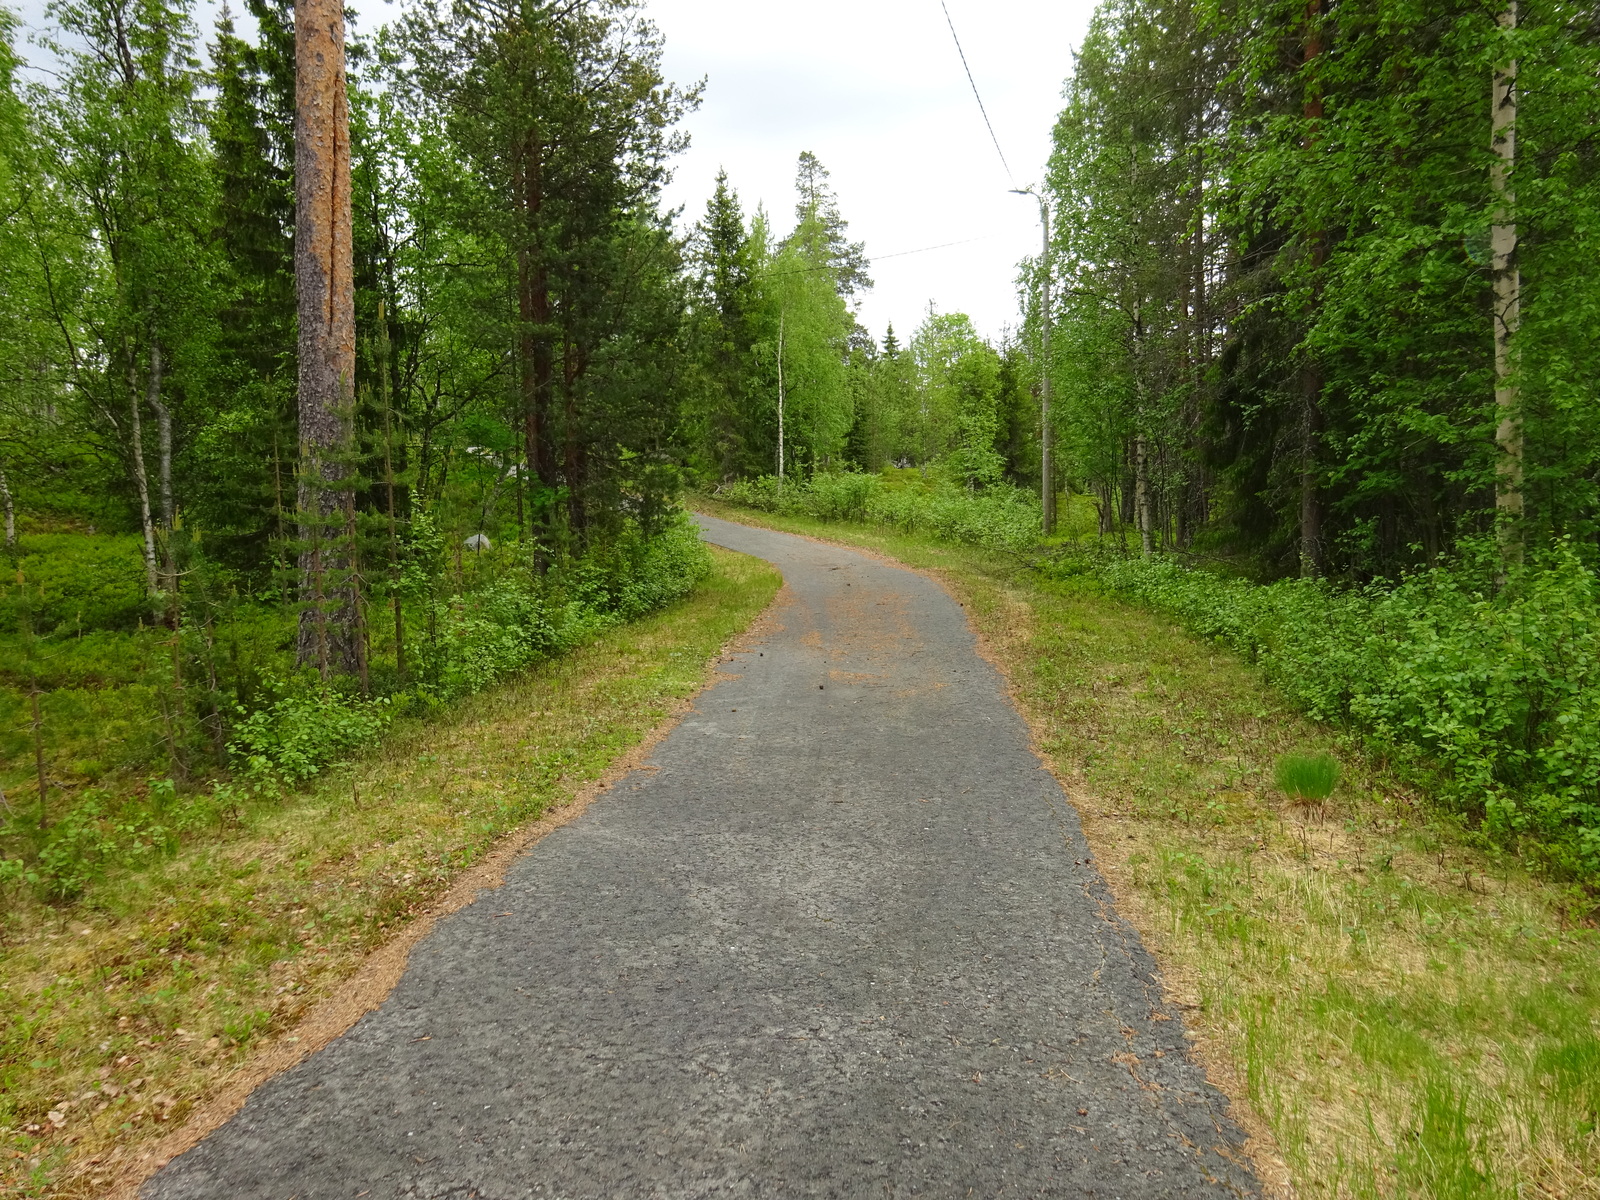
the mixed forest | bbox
[4,0,1600,923]
[3,0,1600,1191]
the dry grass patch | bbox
[0,544,780,1199]
[697,498,1600,1200]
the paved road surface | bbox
[144,515,1258,1199]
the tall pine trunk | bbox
[1299,0,1327,578]
[1492,0,1523,554]
[517,134,557,521]
[294,0,358,674]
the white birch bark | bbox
[0,461,14,553]
[1134,432,1153,557]
[146,339,175,589]
[1492,0,1523,544]
[127,358,160,596]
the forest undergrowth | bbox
[698,495,1600,1200]
[0,514,712,904]
[0,543,781,1199]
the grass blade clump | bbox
[1275,752,1340,803]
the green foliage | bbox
[684,164,1039,493]
[229,692,394,787]
[0,513,710,901]
[0,532,151,633]
[719,470,1041,553]
[1045,0,1600,575]
[1065,540,1600,880]
[1273,752,1339,803]
[415,515,710,701]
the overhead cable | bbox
[752,237,988,281]
[938,0,1014,185]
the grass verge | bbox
[0,543,781,1199]
[697,497,1600,1200]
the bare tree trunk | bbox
[0,461,15,554]
[563,337,587,537]
[295,0,358,673]
[1492,0,1523,557]
[517,134,557,511]
[127,354,160,597]
[1299,394,1322,575]
[378,301,406,678]
[146,339,176,592]
[1299,0,1327,578]
[1134,432,1153,556]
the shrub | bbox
[414,512,711,699]
[0,533,149,633]
[1078,540,1600,881]
[0,510,713,903]
[718,470,1041,551]
[229,690,394,787]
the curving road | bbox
[143,514,1259,1199]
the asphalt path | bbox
[143,514,1259,1199]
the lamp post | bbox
[1012,187,1055,535]
[776,307,785,489]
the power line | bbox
[752,237,987,281]
[938,0,1014,185]
[874,236,986,262]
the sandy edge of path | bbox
[691,508,1297,1200]
[105,583,790,1200]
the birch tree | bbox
[1491,0,1522,555]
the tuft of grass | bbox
[0,544,780,1199]
[697,496,1600,1200]
[1275,752,1340,804]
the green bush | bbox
[229,690,395,787]
[0,510,713,900]
[0,533,149,634]
[1071,540,1600,880]
[718,470,1040,551]
[414,512,711,700]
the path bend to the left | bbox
[140,513,1260,1199]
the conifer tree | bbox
[293,0,358,673]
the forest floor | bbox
[0,544,781,1200]
[694,497,1600,1200]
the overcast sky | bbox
[13,0,1098,341]
[646,0,1097,342]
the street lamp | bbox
[1012,186,1055,535]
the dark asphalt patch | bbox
[143,514,1259,1199]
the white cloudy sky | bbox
[13,0,1098,341]
[646,0,1097,342]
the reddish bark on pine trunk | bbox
[294,0,358,673]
